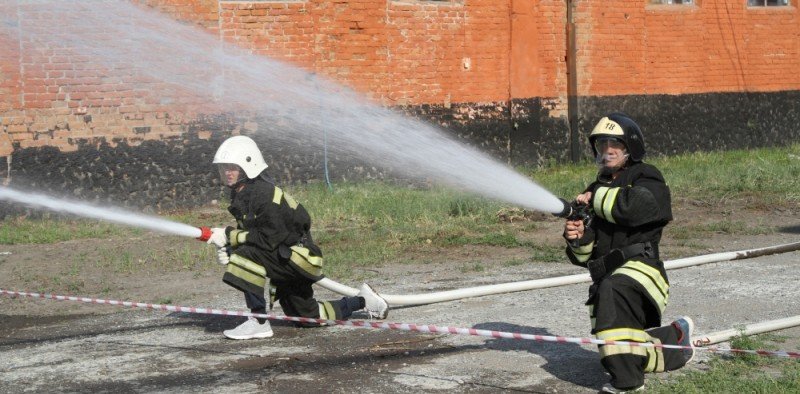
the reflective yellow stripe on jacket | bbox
[273,187,299,209]
[229,229,248,247]
[289,245,323,278]
[569,241,594,264]
[226,254,266,290]
[593,186,621,224]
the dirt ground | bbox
[1,198,799,393]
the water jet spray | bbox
[0,2,595,306]
[3,186,800,309]
[0,186,202,238]
[8,0,566,215]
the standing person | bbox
[203,135,388,340]
[561,113,694,393]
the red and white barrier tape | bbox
[2,288,798,359]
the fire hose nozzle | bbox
[553,198,573,219]
[197,226,212,242]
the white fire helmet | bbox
[212,136,268,182]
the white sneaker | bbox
[601,383,644,393]
[223,317,274,340]
[357,283,389,319]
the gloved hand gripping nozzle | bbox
[553,198,593,248]
[197,226,230,266]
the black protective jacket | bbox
[566,162,673,278]
[226,173,318,280]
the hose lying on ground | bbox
[316,241,800,306]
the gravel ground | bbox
[2,233,798,393]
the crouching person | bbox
[563,113,694,393]
[205,135,388,340]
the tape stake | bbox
[1,288,797,359]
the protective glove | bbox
[216,247,230,266]
[206,227,228,248]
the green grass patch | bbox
[503,258,527,267]
[164,206,231,228]
[671,219,775,240]
[459,261,485,273]
[649,333,800,393]
[2,145,797,283]
[295,181,502,226]
[440,231,521,247]
[699,219,775,236]
[0,218,137,245]
[520,159,597,201]
[295,182,520,275]
[524,144,800,207]
[653,145,800,206]
[529,243,565,263]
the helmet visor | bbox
[594,137,629,169]
[217,163,245,187]
[593,136,626,154]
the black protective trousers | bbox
[590,274,686,390]
[241,259,362,325]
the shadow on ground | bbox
[778,225,800,234]
[473,322,607,391]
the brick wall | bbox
[218,1,516,106]
[3,0,796,156]
[0,1,22,157]
[576,0,800,96]
[217,1,800,102]
[136,0,220,32]
[512,0,568,101]
[0,1,229,157]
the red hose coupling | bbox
[197,226,212,242]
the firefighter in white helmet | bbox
[562,113,694,393]
[204,135,388,339]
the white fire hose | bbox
[316,241,800,306]
[695,315,800,346]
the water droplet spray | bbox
[0,186,201,238]
[1,0,568,231]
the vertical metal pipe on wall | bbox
[566,0,580,162]
[508,0,515,165]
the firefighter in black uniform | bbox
[562,113,694,393]
[205,135,389,340]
